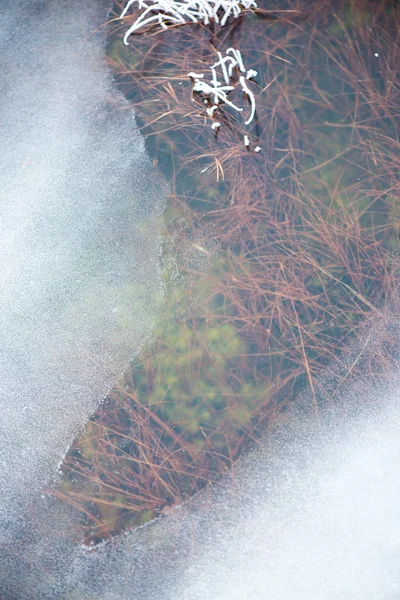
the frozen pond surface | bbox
[68,379,400,600]
[1,0,400,598]
[0,0,165,595]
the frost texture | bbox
[0,0,165,594]
[65,381,400,600]
[2,1,400,599]
[121,0,257,41]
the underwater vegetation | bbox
[58,0,400,543]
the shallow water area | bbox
[1,0,400,597]
[61,0,400,543]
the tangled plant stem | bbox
[57,0,400,544]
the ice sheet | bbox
[2,1,400,598]
[0,0,165,589]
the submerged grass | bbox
[56,0,400,543]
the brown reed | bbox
[56,0,400,544]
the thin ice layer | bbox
[0,0,165,555]
[3,1,400,598]
[65,379,400,600]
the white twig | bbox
[192,79,240,110]
[239,74,256,125]
[226,48,245,74]
[206,105,219,116]
[188,48,258,149]
[121,0,258,42]
[246,68,257,80]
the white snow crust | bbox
[0,0,165,594]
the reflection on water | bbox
[59,0,400,547]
